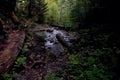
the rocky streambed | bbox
[15,24,79,80]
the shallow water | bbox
[35,27,78,57]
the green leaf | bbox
[45,73,61,80]
[69,54,80,65]
[15,57,26,67]
[22,45,29,54]
[87,57,96,65]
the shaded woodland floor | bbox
[0,22,120,80]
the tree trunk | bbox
[10,12,20,24]
[0,0,19,24]
[28,0,32,18]
[0,19,6,43]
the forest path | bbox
[16,24,79,80]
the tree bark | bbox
[0,30,25,74]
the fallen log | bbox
[0,30,25,74]
[56,34,68,47]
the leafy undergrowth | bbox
[66,49,113,80]
[63,29,120,80]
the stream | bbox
[35,26,78,57]
[16,25,79,80]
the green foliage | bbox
[21,44,29,54]
[16,0,47,23]
[4,55,26,79]
[35,33,46,42]
[70,0,91,28]
[97,48,112,56]
[14,44,28,67]
[45,0,59,24]
[67,49,113,80]
[45,0,91,28]
[85,70,95,80]
[87,57,96,65]
[45,0,73,27]
[45,73,61,80]
[34,0,47,23]
[14,56,26,67]
[4,72,20,80]
[38,35,46,41]
[69,54,80,65]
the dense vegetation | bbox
[0,0,120,80]
[44,0,90,28]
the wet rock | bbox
[46,29,53,32]
[36,55,41,59]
